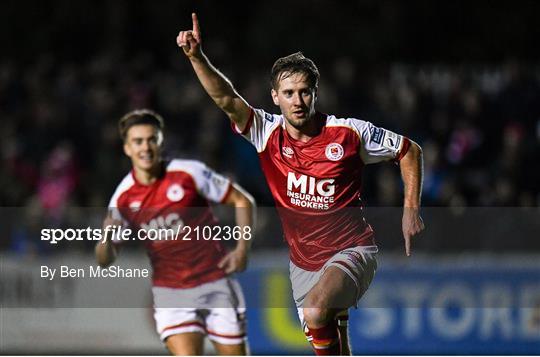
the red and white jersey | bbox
[108,159,232,288]
[234,108,410,271]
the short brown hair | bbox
[118,109,164,141]
[270,52,320,90]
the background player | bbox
[95,109,255,355]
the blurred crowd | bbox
[1,1,539,254]
[2,53,539,205]
[1,51,539,254]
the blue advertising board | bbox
[237,261,540,355]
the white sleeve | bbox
[232,108,281,153]
[107,207,127,224]
[189,161,232,203]
[107,191,131,244]
[107,175,133,229]
[350,119,410,164]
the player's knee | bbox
[212,342,247,356]
[303,307,333,328]
[165,334,203,355]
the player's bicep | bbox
[223,96,252,131]
[222,183,255,207]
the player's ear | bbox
[271,89,279,106]
[156,130,164,147]
[123,142,132,157]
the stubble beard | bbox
[285,111,315,130]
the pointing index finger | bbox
[404,233,411,257]
[192,13,200,39]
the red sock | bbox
[305,329,313,344]
[308,321,341,355]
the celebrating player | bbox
[95,109,255,355]
[177,13,424,355]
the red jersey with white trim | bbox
[108,159,232,288]
[234,109,410,271]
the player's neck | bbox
[133,164,162,185]
[285,112,324,143]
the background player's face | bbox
[271,72,317,129]
[123,124,163,172]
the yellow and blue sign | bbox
[237,262,540,354]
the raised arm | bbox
[177,13,252,131]
[217,183,256,274]
[399,140,425,256]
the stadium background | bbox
[1,0,539,355]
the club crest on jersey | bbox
[282,146,294,159]
[166,184,184,202]
[325,143,344,161]
[129,201,141,212]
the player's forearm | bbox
[189,54,250,126]
[230,186,256,252]
[235,199,255,252]
[399,141,424,208]
[95,240,117,267]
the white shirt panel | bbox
[108,173,135,223]
[347,118,405,164]
[167,159,231,203]
[107,173,134,241]
[234,108,282,153]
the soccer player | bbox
[177,14,424,355]
[95,109,255,356]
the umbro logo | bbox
[282,146,294,159]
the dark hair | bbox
[270,52,320,90]
[118,109,164,141]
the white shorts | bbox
[153,277,246,345]
[290,245,378,329]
